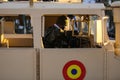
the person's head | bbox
[56,15,67,30]
[67,14,74,19]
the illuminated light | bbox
[33,0,38,2]
[1,34,9,48]
[1,34,4,43]
[0,0,7,2]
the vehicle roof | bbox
[0,2,105,9]
[0,2,105,16]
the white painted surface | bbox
[40,48,104,80]
[107,51,120,80]
[0,48,36,80]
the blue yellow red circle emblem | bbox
[62,60,86,80]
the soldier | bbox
[44,15,68,48]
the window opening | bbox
[0,14,33,48]
[42,14,101,48]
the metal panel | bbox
[107,52,120,80]
[40,48,104,80]
[0,48,36,80]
